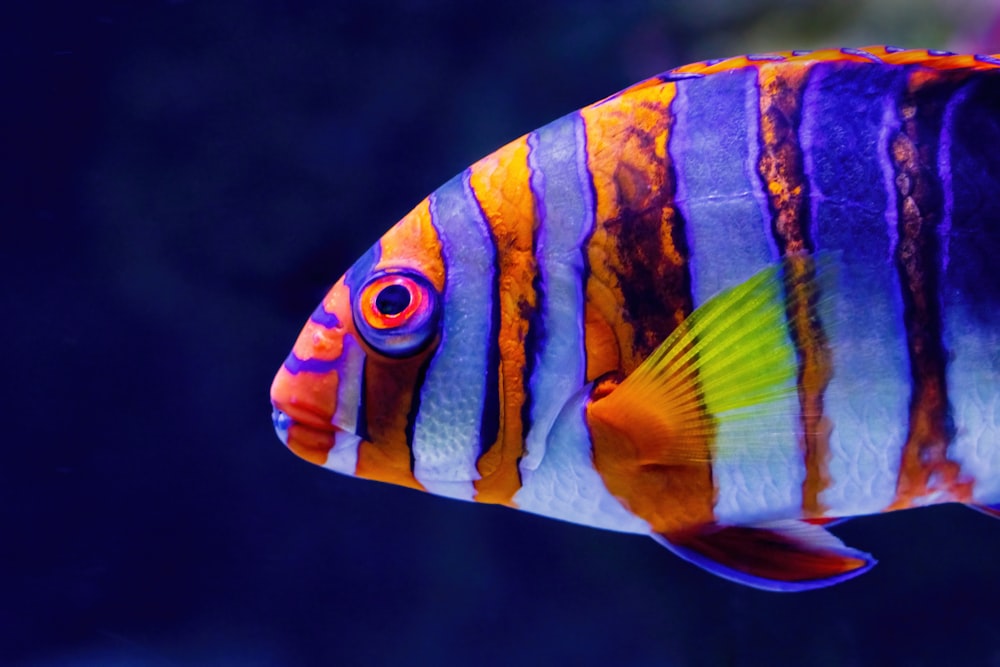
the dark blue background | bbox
[5,1,999,665]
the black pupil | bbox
[375,284,411,316]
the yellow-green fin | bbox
[587,254,835,466]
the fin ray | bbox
[588,255,836,466]
[652,520,875,592]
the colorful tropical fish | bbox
[270,46,1000,591]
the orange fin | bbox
[652,520,875,592]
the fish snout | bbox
[269,369,341,465]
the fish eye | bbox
[374,283,411,316]
[354,271,440,357]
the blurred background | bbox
[5,0,1000,665]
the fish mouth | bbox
[270,402,342,464]
[271,402,338,436]
[271,406,294,446]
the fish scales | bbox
[271,47,1000,590]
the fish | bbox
[270,46,1000,591]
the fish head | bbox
[270,200,449,489]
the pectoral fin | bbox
[653,520,875,592]
[586,255,839,542]
[587,256,829,468]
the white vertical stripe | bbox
[520,113,593,473]
[324,431,361,476]
[673,67,774,305]
[817,82,910,516]
[513,388,651,533]
[672,68,802,521]
[331,334,365,433]
[939,81,1000,504]
[411,171,494,501]
[712,412,805,523]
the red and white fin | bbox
[652,520,875,592]
[971,503,1000,520]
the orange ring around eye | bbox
[359,275,424,330]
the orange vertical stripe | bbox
[580,80,691,376]
[467,135,538,506]
[782,255,834,516]
[755,60,834,515]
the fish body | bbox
[271,47,1000,590]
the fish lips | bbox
[270,402,342,465]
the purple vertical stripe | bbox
[878,75,906,266]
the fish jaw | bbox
[270,277,366,470]
[270,370,341,466]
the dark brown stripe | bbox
[582,81,714,534]
[890,69,974,508]
[755,62,831,515]
[582,89,693,372]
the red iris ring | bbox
[352,270,441,358]
[360,276,424,330]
